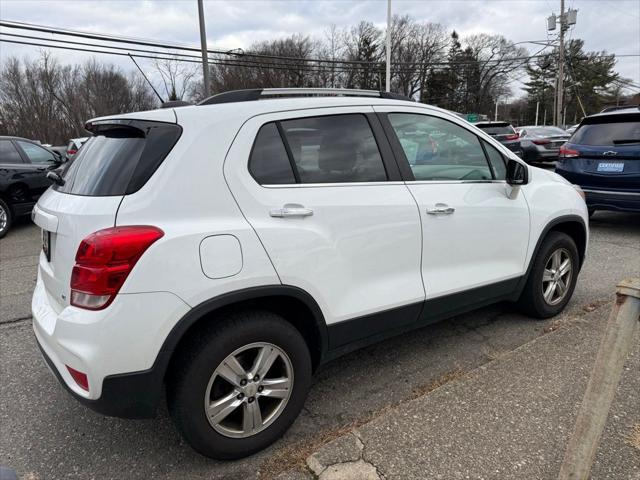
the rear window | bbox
[572,115,640,146]
[55,120,181,196]
[476,124,514,135]
[526,127,567,137]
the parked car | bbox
[566,124,580,135]
[66,137,89,158]
[518,126,570,163]
[31,88,588,459]
[0,136,64,238]
[474,121,523,157]
[556,106,640,215]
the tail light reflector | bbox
[66,365,89,391]
[532,139,551,145]
[70,226,164,310]
[559,145,580,158]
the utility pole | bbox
[548,2,577,128]
[494,98,499,121]
[385,0,391,92]
[556,0,565,128]
[197,0,210,98]
[535,101,540,126]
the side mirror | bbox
[506,159,528,186]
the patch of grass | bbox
[625,423,640,452]
[258,369,466,479]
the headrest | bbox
[318,134,358,172]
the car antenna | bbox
[127,53,164,104]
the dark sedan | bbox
[0,136,64,237]
[555,107,640,216]
[474,122,523,157]
[518,126,570,163]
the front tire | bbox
[167,311,312,459]
[517,232,579,319]
[0,199,12,239]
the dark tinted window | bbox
[572,117,640,146]
[280,114,387,184]
[0,140,23,164]
[16,140,56,164]
[249,123,296,184]
[482,140,507,180]
[388,113,492,181]
[476,124,515,135]
[55,121,181,196]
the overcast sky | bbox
[1,0,638,99]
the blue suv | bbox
[556,106,640,216]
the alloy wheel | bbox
[204,342,293,438]
[0,204,7,232]
[542,247,573,306]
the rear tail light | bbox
[70,226,164,310]
[505,134,519,141]
[532,139,551,145]
[66,365,89,391]
[559,145,579,158]
[67,149,77,155]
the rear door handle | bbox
[426,203,455,215]
[270,204,314,218]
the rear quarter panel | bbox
[114,106,281,307]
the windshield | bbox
[572,119,640,146]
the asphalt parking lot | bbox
[1,207,639,479]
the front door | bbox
[377,107,530,300]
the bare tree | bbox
[0,53,157,144]
[153,57,198,101]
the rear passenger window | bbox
[482,140,507,180]
[280,114,387,184]
[249,123,296,184]
[0,140,23,164]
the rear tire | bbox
[167,310,312,459]
[516,232,579,319]
[0,199,12,239]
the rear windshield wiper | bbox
[612,139,640,144]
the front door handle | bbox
[270,204,314,218]
[426,203,455,215]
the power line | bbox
[3,19,611,67]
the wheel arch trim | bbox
[516,214,587,296]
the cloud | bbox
[1,0,638,93]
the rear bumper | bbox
[35,335,170,418]
[583,188,640,212]
[32,270,190,417]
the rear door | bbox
[376,107,530,300]
[0,139,35,209]
[224,107,425,346]
[32,120,181,314]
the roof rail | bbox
[198,88,412,106]
[600,105,640,113]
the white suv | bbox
[31,88,588,459]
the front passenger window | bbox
[482,140,507,180]
[16,141,56,164]
[388,113,493,181]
